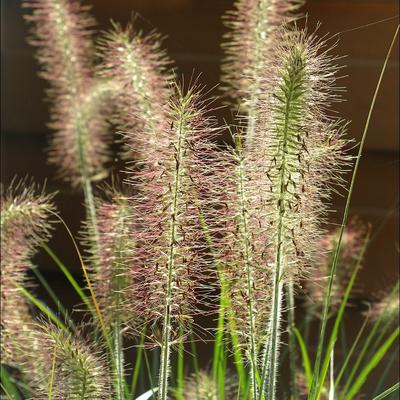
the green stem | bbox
[158,100,187,400]
[287,279,298,400]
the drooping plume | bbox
[0,179,56,391]
[305,219,367,315]
[35,322,112,399]
[128,83,219,400]
[221,0,304,112]
[98,22,173,161]
[23,0,113,185]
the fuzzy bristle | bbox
[0,179,56,390]
[83,189,135,327]
[221,0,304,108]
[127,83,219,399]
[98,22,173,161]
[368,285,400,324]
[23,0,112,185]
[34,322,112,399]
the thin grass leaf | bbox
[335,314,370,388]
[42,243,91,310]
[18,287,67,331]
[372,382,400,400]
[0,366,21,400]
[293,327,312,389]
[308,24,400,399]
[315,230,370,398]
[135,388,159,400]
[0,383,14,400]
[32,268,69,325]
[372,349,399,397]
[130,328,147,398]
[47,346,57,400]
[343,327,399,400]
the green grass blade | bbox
[344,327,399,399]
[341,282,399,395]
[176,330,184,400]
[0,383,14,400]
[48,346,57,400]
[315,231,369,397]
[372,348,399,397]
[42,244,90,310]
[130,328,147,398]
[32,267,71,325]
[308,24,399,399]
[0,365,21,400]
[18,286,67,330]
[335,314,370,388]
[372,382,400,400]
[293,327,313,388]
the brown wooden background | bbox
[2,0,398,296]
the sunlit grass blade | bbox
[42,243,91,311]
[343,327,399,400]
[293,327,312,389]
[372,350,399,397]
[372,382,400,400]
[308,24,399,399]
[18,287,67,331]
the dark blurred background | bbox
[1,0,399,394]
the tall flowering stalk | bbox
[233,26,348,398]
[128,84,218,400]
[221,0,303,142]
[0,180,56,394]
[98,23,173,161]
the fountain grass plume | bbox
[98,22,173,161]
[221,0,304,111]
[127,82,220,400]
[23,0,112,185]
[35,321,112,399]
[243,26,350,398]
[0,179,56,391]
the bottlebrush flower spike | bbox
[23,0,112,185]
[35,322,112,399]
[235,26,349,398]
[221,0,304,109]
[305,219,367,315]
[98,22,173,161]
[0,179,56,388]
[82,188,138,330]
[128,83,219,400]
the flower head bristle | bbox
[83,187,135,327]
